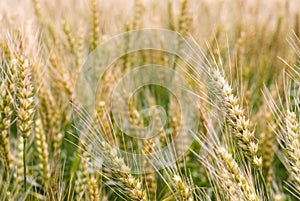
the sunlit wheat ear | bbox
[177,36,261,167]
[95,101,113,143]
[32,0,42,19]
[263,81,300,198]
[146,143,194,201]
[74,148,89,201]
[257,103,276,187]
[177,0,192,36]
[74,171,86,201]
[76,120,102,201]
[88,175,100,201]
[49,54,74,102]
[155,162,195,201]
[72,27,85,84]
[198,144,256,201]
[191,118,260,201]
[73,107,148,201]
[62,20,77,56]
[99,141,148,201]
[210,68,261,168]
[41,95,63,161]
[141,137,158,199]
[0,62,14,171]
[0,163,20,201]
[89,0,100,51]
[132,0,143,30]
[215,146,258,201]
[145,133,195,201]
[35,80,63,159]
[16,57,34,138]
[34,118,50,188]
[14,56,35,192]
[284,111,300,192]
[74,139,99,201]
[172,174,194,201]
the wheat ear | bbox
[0,63,14,171]
[172,174,194,201]
[216,147,259,201]
[100,141,148,201]
[16,57,35,191]
[211,69,262,168]
[35,118,50,187]
[284,111,300,191]
[90,0,100,51]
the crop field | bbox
[1,0,300,200]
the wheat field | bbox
[1,0,300,200]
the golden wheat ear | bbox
[34,117,50,188]
[263,79,300,199]
[0,60,14,172]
